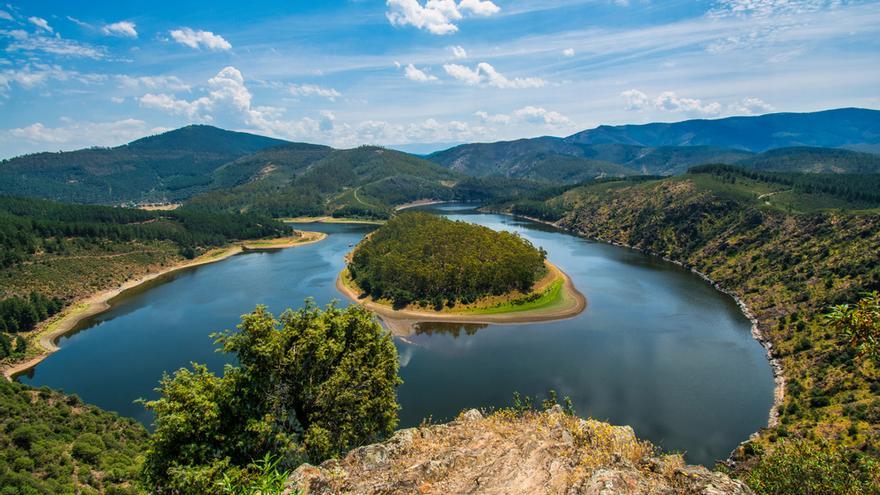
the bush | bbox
[72,433,106,464]
[744,439,880,495]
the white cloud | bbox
[110,96,125,103]
[102,21,138,38]
[169,28,231,51]
[0,64,105,96]
[6,119,162,147]
[4,30,106,58]
[514,106,573,127]
[0,10,13,21]
[117,75,191,92]
[475,110,512,125]
[386,0,500,35]
[563,48,575,57]
[442,63,482,84]
[443,62,546,88]
[458,0,500,16]
[451,45,467,59]
[620,89,649,110]
[403,63,438,82]
[66,16,91,28]
[28,16,52,33]
[289,83,342,100]
[476,106,574,128]
[654,91,722,116]
[139,93,213,120]
[729,97,775,115]
[621,89,771,117]
[709,0,842,19]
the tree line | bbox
[688,164,880,204]
[349,212,547,307]
[0,195,288,268]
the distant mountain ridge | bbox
[428,108,880,180]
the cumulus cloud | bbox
[0,10,13,21]
[514,106,573,126]
[386,0,500,35]
[169,27,231,51]
[620,89,649,110]
[139,92,212,120]
[28,16,52,33]
[476,106,574,128]
[289,83,342,101]
[729,97,775,115]
[102,21,137,38]
[563,48,575,57]
[443,62,546,88]
[403,63,438,82]
[620,89,774,117]
[474,110,512,125]
[458,0,500,16]
[451,45,467,59]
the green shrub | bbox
[744,439,880,495]
[72,433,106,464]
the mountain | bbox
[734,146,880,173]
[428,108,880,181]
[0,125,289,204]
[428,138,752,180]
[566,107,880,151]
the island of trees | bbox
[347,212,548,308]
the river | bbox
[19,204,774,466]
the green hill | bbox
[0,126,289,204]
[733,146,880,173]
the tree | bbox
[826,291,880,362]
[142,301,401,494]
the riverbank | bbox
[336,259,586,336]
[491,207,785,433]
[280,216,384,225]
[2,230,327,381]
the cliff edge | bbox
[287,407,752,494]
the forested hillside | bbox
[0,379,149,494]
[0,126,288,204]
[349,212,546,307]
[495,168,880,480]
[735,147,880,174]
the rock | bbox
[459,408,483,422]
[287,410,754,495]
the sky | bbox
[0,0,878,158]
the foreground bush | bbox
[142,302,401,494]
[744,439,880,495]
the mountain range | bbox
[0,108,878,211]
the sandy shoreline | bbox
[335,259,586,336]
[2,231,327,381]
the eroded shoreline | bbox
[2,231,327,381]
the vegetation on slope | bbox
[0,126,288,204]
[0,379,149,495]
[735,146,880,174]
[142,302,400,494]
[498,168,880,489]
[349,212,546,307]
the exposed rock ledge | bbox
[286,408,753,495]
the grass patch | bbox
[462,277,565,315]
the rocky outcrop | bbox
[286,408,753,495]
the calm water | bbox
[20,204,774,466]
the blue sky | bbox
[1,0,878,157]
